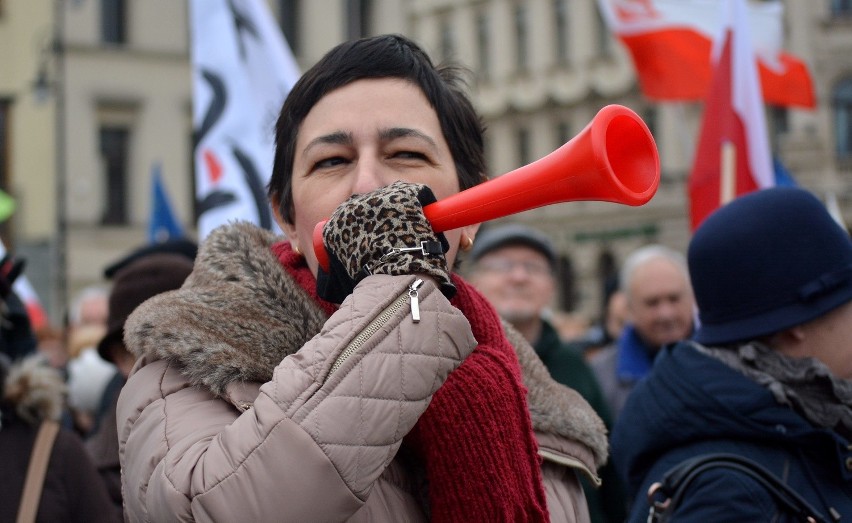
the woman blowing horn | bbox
[117,34,607,522]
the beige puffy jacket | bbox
[117,223,607,522]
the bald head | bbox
[621,245,694,349]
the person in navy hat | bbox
[611,187,852,522]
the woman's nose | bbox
[351,157,390,194]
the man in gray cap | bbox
[467,223,626,523]
[612,187,852,521]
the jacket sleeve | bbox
[118,275,476,522]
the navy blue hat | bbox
[470,224,557,267]
[689,187,852,345]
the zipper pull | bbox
[409,278,424,323]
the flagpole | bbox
[720,141,736,204]
[673,102,697,171]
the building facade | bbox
[1,0,850,326]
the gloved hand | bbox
[317,181,455,304]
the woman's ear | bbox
[461,223,481,251]
[272,199,299,247]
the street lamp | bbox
[30,2,68,325]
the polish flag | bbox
[13,279,48,331]
[0,240,48,331]
[687,0,774,231]
[598,0,815,108]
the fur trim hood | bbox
[1,354,66,426]
[124,222,607,466]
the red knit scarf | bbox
[273,241,548,522]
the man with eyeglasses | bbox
[467,223,627,523]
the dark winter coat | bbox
[612,342,852,522]
[0,356,119,523]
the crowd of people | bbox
[1,34,850,522]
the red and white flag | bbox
[687,0,774,231]
[0,240,48,331]
[190,0,300,239]
[598,0,815,108]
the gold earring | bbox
[461,235,474,252]
[292,243,302,257]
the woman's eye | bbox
[393,151,428,161]
[313,156,347,170]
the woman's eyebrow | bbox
[302,131,353,155]
[379,127,437,149]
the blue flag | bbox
[773,156,797,187]
[148,163,185,244]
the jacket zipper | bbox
[328,278,424,377]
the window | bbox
[642,106,658,142]
[100,127,130,225]
[101,0,127,44]
[476,11,491,79]
[517,126,532,166]
[439,17,455,62]
[595,5,613,57]
[834,77,852,159]
[556,121,572,148]
[0,101,8,188]
[346,0,372,40]
[279,0,300,55]
[768,106,789,151]
[514,4,529,72]
[597,249,619,321]
[557,254,577,311]
[554,0,570,65]
[831,0,852,17]
[0,100,11,242]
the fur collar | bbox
[124,222,607,465]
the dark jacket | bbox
[589,324,657,420]
[0,357,119,523]
[535,320,627,523]
[612,342,852,522]
[85,376,123,512]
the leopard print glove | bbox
[317,181,454,303]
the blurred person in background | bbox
[33,324,67,371]
[0,354,119,522]
[467,223,627,523]
[0,254,118,522]
[86,252,195,514]
[65,286,115,435]
[0,255,37,362]
[612,187,852,521]
[589,244,694,420]
[568,290,629,363]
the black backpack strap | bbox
[646,453,834,523]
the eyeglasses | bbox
[476,258,552,277]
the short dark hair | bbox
[268,34,487,224]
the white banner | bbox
[190,0,300,239]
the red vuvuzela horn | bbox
[313,104,660,272]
